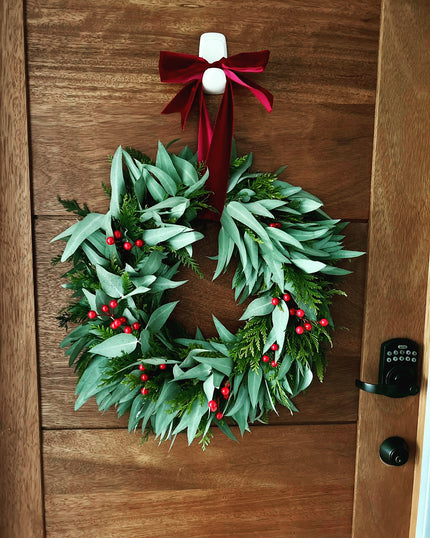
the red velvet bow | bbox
[159,49,273,220]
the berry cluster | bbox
[106,230,144,251]
[261,293,330,365]
[271,292,329,335]
[208,381,230,419]
[88,300,141,334]
[138,361,169,396]
[268,222,282,229]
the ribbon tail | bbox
[198,87,213,163]
[203,80,234,220]
[161,81,201,129]
[224,70,273,112]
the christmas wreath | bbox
[53,141,362,448]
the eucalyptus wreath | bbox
[53,141,362,449]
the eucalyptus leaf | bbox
[89,333,138,358]
[110,146,126,218]
[292,258,326,274]
[146,301,178,333]
[240,295,273,320]
[96,265,124,298]
[59,213,106,262]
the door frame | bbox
[352,1,430,536]
[1,1,429,536]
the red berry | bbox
[141,388,149,395]
[135,239,144,247]
[106,236,115,245]
[283,293,291,302]
[221,387,230,397]
[123,241,133,250]
[101,304,110,313]
[320,318,329,327]
[269,223,277,228]
[110,321,117,329]
[271,343,279,351]
[271,297,280,306]
[119,316,127,324]
[304,322,312,331]
[296,326,304,335]
[124,326,132,334]
[262,354,270,363]
[296,309,305,318]
[271,360,278,368]
[159,363,167,370]
[138,364,145,371]
[275,222,282,229]
[87,310,97,319]
[109,300,118,309]
[113,319,122,329]
[289,308,296,316]
[216,412,223,420]
[140,373,148,382]
[113,230,122,239]
[132,322,140,331]
[208,400,217,412]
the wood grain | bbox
[43,424,356,537]
[26,0,380,219]
[0,1,44,536]
[352,1,430,536]
[36,217,366,429]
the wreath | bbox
[53,141,362,448]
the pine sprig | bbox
[57,196,90,217]
[169,248,204,279]
[232,317,270,373]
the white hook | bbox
[199,32,227,95]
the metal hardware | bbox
[379,437,409,466]
[356,338,420,398]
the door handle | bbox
[355,379,419,398]
[356,338,420,399]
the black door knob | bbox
[379,437,409,466]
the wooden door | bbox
[1,0,429,536]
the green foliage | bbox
[283,266,332,313]
[57,196,90,217]
[232,317,270,373]
[124,146,153,165]
[198,428,214,451]
[169,381,206,417]
[102,354,135,385]
[168,247,204,279]
[53,142,362,449]
[118,194,142,239]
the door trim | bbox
[0,1,44,536]
[353,0,430,536]
[410,258,430,536]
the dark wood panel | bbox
[36,217,366,428]
[43,424,355,537]
[0,1,44,536]
[26,0,379,219]
[353,0,430,536]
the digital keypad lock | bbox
[356,338,420,398]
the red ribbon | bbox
[159,50,273,220]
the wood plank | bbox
[43,424,356,537]
[352,1,430,536]
[36,217,366,428]
[0,1,44,536]
[26,0,379,219]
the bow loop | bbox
[159,47,273,219]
